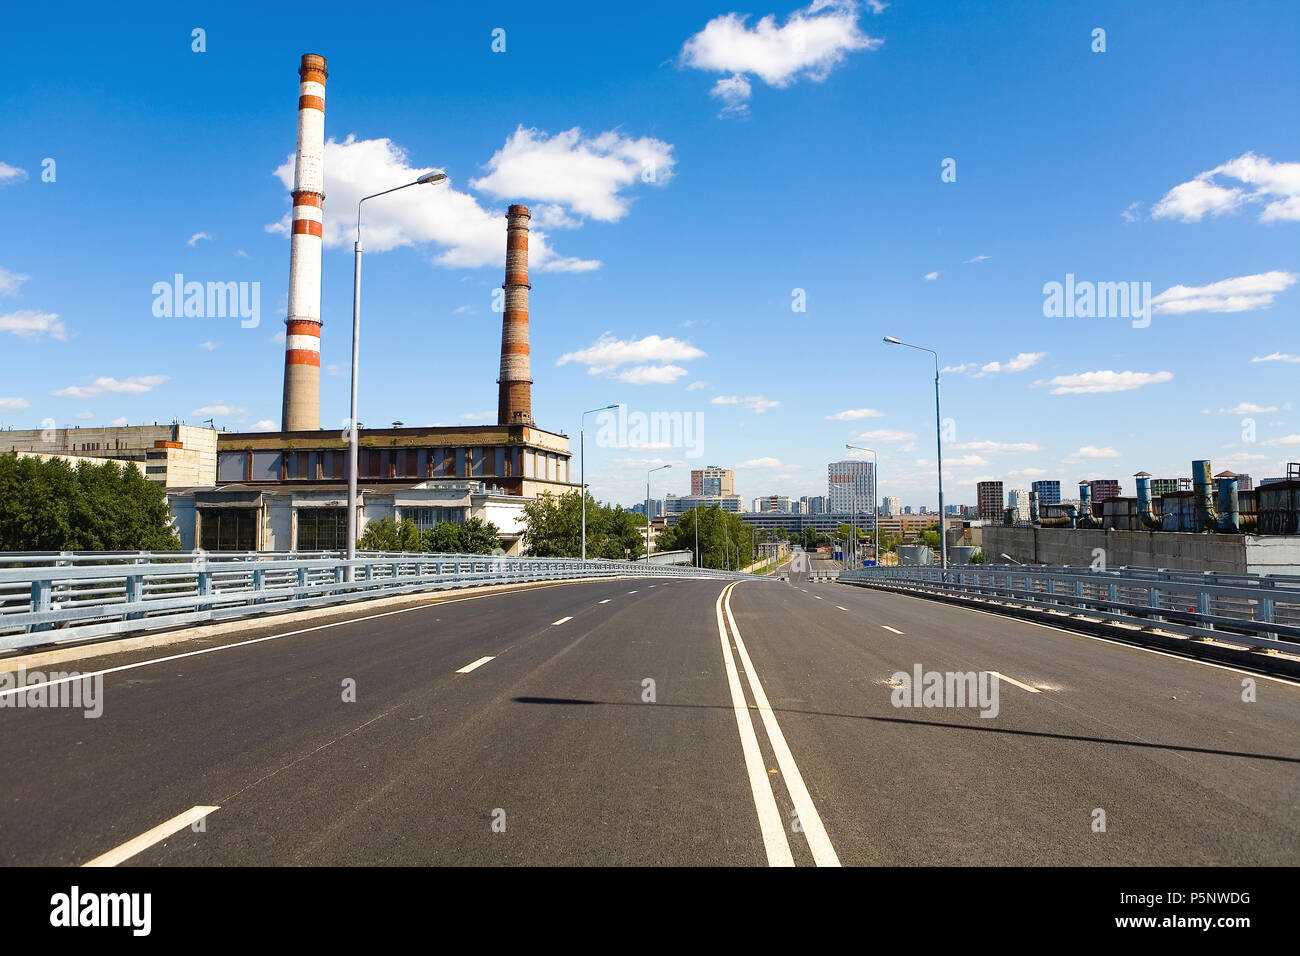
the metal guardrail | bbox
[839,563,1300,653]
[0,551,762,653]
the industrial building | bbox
[2,423,218,489]
[164,54,575,553]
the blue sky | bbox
[1,0,1297,509]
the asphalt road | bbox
[2,575,1296,866]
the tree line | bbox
[357,516,502,554]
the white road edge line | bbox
[551,616,573,626]
[0,582,595,699]
[814,596,823,600]
[724,584,841,867]
[82,805,219,867]
[881,625,904,635]
[988,670,1042,693]
[836,606,849,611]
[714,583,794,867]
[456,656,496,674]
[599,599,612,605]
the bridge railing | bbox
[0,552,761,652]
[839,563,1300,653]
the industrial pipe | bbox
[1216,475,1240,532]
[1192,459,1217,531]
[1134,474,1162,530]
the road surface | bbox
[2,576,1295,866]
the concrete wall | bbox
[982,526,1300,575]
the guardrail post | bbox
[252,568,266,605]
[30,579,53,633]
[1147,586,1161,623]
[198,569,213,611]
[1107,582,1119,608]
[1261,597,1276,642]
[296,566,308,593]
[1197,590,1213,631]
[125,573,144,620]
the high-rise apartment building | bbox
[1008,488,1031,522]
[977,480,1004,520]
[1030,480,1061,506]
[827,460,876,515]
[882,495,901,516]
[691,465,734,497]
[1090,478,1122,502]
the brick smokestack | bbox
[281,53,327,432]
[498,204,533,426]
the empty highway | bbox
[2,576,1296,866]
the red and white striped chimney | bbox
[281,53,327,432]
[497,204,533,426]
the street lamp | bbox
[646,464,671,556]
[581,403,620,562]
[883,335,947,575]
[846,443,878,567]
[346,171,448,578]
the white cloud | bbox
[945,454,990,468]
[923,271,940,281]
[964,254,991,263]
[74,410,94,420]
[1064,445,1121,463]
[0,162,28,186]
[1152,271,1296,314]
[200,341,218,351]
[685,380,709,391]
[108,417,130,427]
[0,267,29,296]
[1219,402,1277,415]
[712,395,779,414]
[0,397,30,412]
[737,457,787,469]
[326,363,344,377]
[1152,152,1300,223]
[616,364,688,385]
[459,411,496,423]
[1036,370,1173,395]
[974,352,1045,377]
[1121,201,1144,222]
[453,304,476,315]
[53,375,169,398]
[470,126,674,222]
[1006,467,1047,479]
[557,332,706,374]
[0,310,67,341]
[268,135,601,273]
[940,363,974,374]
[235,249,250,259]
[826,408,882,421]
[251,420,276,431]
[191,402,247,417]
[711,74,753,116]
[1261,435,1300,447]
[1252,352,1300,364]
[187,232,213,246]
[852,428,915,443]
[950,440,1043,454]
[680,0,881,106]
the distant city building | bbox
[944,504,961,516]
[827,460,876,515]
[757,495,796,513]
[800,495,828,515]
[663,494,743,513]
[2,423,218,489]
[1090,478,1122,502]
[960,504,979,519]
[882,495,901,516]
[1150,477,1191,496]
[903,505,913,515]
[691,465,735,498]
[977,481,1004,520]
[1008,488,1031,522]
[1030,480,1061,506]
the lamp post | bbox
[346,171,448,579]
[883,335,947,575]
[846,443,878,567]
[646,464,671,556]
[581,403,619,562]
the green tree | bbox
[357,516,421,552]
[458,517,501,554]
[421,521,463,553]
[521,492,644,559]
[656,505,754,570]
[0,454,180,551]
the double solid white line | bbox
[715,582,840,867]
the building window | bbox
[296,508,347,550]
[404,450,418,477]
[199,509,257,551]
[404,507,470,530]
[365,450,381,478]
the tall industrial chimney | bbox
[281,53,328,432]
[497,205,533,426]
